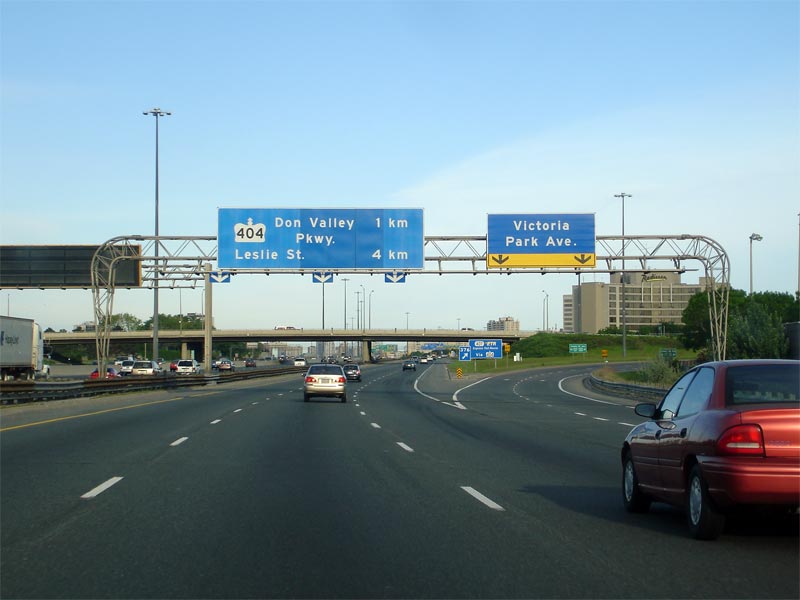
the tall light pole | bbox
[359,285,366,331]
[368,290,374,329]
[749,233,763,295]
[615,192,632,358]
[542,290,549,331]
[457,317,461,330]
[342,278,349,329]
[143,107,171,362]
[355,291,361,330]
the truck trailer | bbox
[0,316,45,380]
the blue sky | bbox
[1,0,798,333]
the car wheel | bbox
[687,465,725,540]
[622,452,651,513]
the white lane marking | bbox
[81,477,123,499]
[413,366,468,410]
[452,377,492,408]
[575,412,587,416]
[558,375,623,406]
[360,411,366,416]
[170,437,189,446]
[370,422,382,429]
[210,419,221,425]
[461,486,505,511]
[592,417,609,422]
[234,409,243,413]
[397,442,415,453]
[619,422,635,427]
[252,402,259,405]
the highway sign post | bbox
[569,343,588,354]
[487,213,596,268]
[218,208,424,270]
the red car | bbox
[90,367,121,379]
[621,359,799,539]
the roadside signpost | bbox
[218,208,424,270]
[569,343,588,354]
[459,346,471,361]
[487,213,596,268]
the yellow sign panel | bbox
[487,253,596,268]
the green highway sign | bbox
[569,343,588,353]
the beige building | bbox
[486,316,520,332]
[563,273,709,334]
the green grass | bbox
[446,332,696,382]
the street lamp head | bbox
[750,233,763,242]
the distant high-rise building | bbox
[486,316,520,332]
[563,273,713,333]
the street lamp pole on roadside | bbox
[542,290,549,331]
[368,290,374,329]
[749,233,763,295]
[143,107,171,362]
[614,192,632,358]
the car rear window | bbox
[177,361,193,367]
[308,366,343,375]
[726,364,800,405]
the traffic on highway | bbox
[2,359,797,599]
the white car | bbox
[175,359,200,375]
[294,357,307,367]
[131,360,163,376]
[119,359,136,376]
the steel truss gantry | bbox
[91,233,729,373]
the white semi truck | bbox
[0,316,47,380]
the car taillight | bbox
[338,377,346,383]
[305,376,315,383]
[717,424,765,456]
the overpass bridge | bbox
[44,328,531,361]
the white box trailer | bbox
[0,316,45,380]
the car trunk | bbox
[738,406,800,458]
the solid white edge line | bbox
[461,486,505,511]
[170,437,189,446]
[81,476,123,499]
[397,442,415,453]
[413,365,468,410]
[453,377,492,408]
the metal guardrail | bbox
[586,374,668,402]
[0,366,306,405]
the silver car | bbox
[131,360,163,376]
[303,364,347,403]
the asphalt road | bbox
[1,361,798,599]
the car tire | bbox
[687,465,725,540]
[622,452,651,513]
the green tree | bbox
[727,301,790,359]
[681,289,748,352]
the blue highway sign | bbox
[459,346,471,361]
[469,338,503,359]
[384,272,407,283]
[312,272,334,284]
[487,213,595,268]
[218,208,424,271]
[210,271,231,283]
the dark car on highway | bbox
[245,358,257,367]
[402,360,416,371]
[621,359,800,540]
[342,363,361,381]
